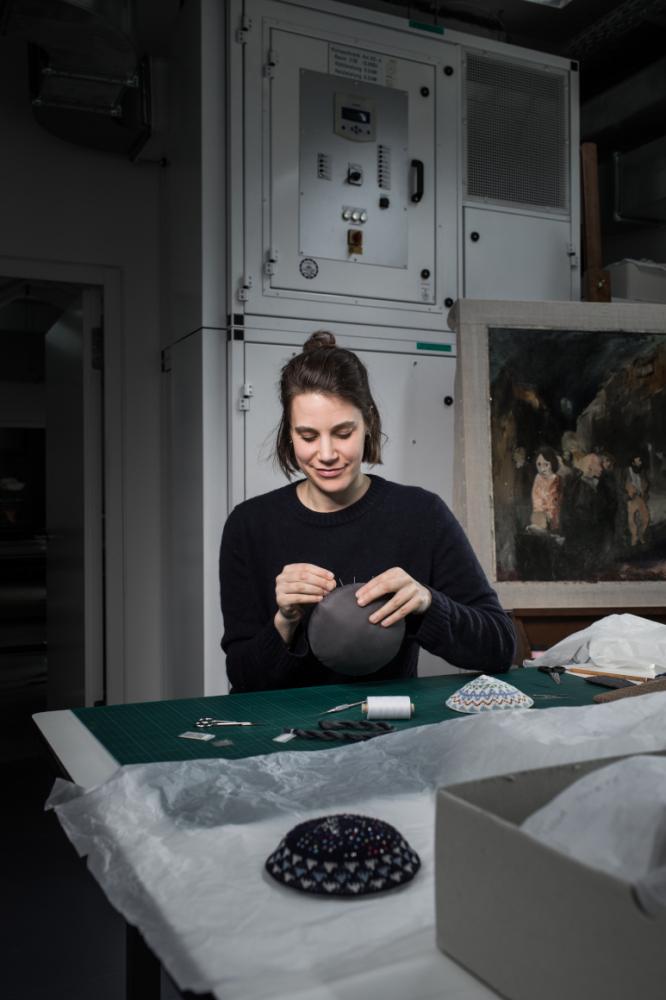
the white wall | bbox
[160,0,229,698]
[0,33,164,703]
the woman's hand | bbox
[355,568,431,628]
[274,563,336,642]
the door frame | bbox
[0,254,125,703]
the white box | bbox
[607,259,666,303]
[435,753,666,1000]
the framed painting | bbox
[451,299,666,609]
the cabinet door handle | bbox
[410,159,424,203]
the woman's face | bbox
[290,392,367,502]
[536,453,553,477]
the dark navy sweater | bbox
[219,476,515,692]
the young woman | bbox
[219,331,515,692]
[529,446,563,533]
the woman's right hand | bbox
[274,563,336,641]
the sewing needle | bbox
[320,700,365,715]
[538,666,564,685]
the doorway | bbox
[0,277,104,762]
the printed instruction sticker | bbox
[328,44,396,87]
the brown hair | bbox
[535,445,560,474]
[275,331,383,478]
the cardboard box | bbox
[435,754,666,1000]
[606,259,666,303]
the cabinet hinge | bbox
[264,48,279,78]
[264,248,278,276]
[237,274,253,302]
[236,14,252,44]
[238,381,254,411]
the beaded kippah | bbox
[446,674,534,714]
[265,813,421,897]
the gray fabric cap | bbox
[307,582,405,676]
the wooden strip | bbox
[581,142,603,270]
[566,666,653,682]
[581,142,611,301]
[594,677,666,703]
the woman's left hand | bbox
[355,568,432,627]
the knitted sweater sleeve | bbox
[412,497,515,673]
[219,506,309,692]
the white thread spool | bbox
[362,696,414,720]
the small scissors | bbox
[320,700,365,715]
[195,717,259,728]
[537,665,565,685]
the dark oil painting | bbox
[489,327,666,582]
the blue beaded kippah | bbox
[265,813,421,897]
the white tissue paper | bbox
[47,693,666,1000]
[521,754,666,915]
[530,613,666,679]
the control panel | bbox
[299,69,409,269]
[263,26,443,309]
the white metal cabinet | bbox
[237,0,461,327]
[463,207,575,300]
[267,27,438,304]
[232,0,580,322]
[461,46,578,301]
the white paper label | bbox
[328,45,396,87]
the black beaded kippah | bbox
[265,813,421,897]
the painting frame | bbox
[450,299,666,609]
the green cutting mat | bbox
[72,671,597,766]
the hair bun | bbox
[303,330,337,353]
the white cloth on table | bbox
[529,613,666,680]
[48,693,666,1000]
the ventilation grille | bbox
[465,53,569,211]
[377,144,391,190]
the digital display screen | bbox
[341,106,371,124]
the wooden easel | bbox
[581,141,611,301]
